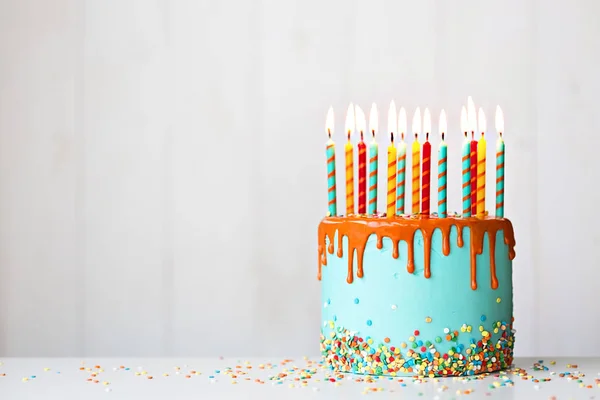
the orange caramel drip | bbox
[317,216,515,290]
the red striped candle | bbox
[421,108,432,215]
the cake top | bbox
[323,97,505,220]
[318,216,515,289]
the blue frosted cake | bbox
[318,216,516,377]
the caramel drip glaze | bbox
[317,216,515,290]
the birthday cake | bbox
[319,100,515,377]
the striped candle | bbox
[344,104,355,215]
[468,97,478,215]
[437,110,447,218]
[476,108,487,216]
[386,101,397,217]
[355,106,367,214]
[325,107,337,216]
[495,106,505,218]
[411,108,421,214]
[368,104,379,215]
[396,107,407,215]
[421,109,432,215]
[461,106,471,217]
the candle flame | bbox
[388,100,397,135]
[398,107,407,140]
[460,106,468,134]
[345,103,355,139]
[495,105,504,135]
[369,103,378,136]
[467,96,477,133]
[355,105,366,135]
[326,106,334,137]
[478,108,486,134]
[412,107,421,136]
[423,108,431,135]
[439,109,447,137]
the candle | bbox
[495,106,505,218]
[437,110,447,218]
[468,97,478,215]
[476,108,487,216]
[368,104,379,215]
[344,104,355,215]
[387,101,397,217]
[396,107,407,215]
[461,106,472,217]
[355,106,367,214]
[325,107,337,216]
[421,108,432,215]
[411,108,421,214]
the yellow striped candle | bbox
[476,108,487,216]
[344,104,355,215]
[386,101,397,217]
[411,108,421,214]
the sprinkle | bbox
[481,315,486,322]
[414,330,420,336]
[443,327,450,334]
[391,304,397,310]
[366,320,372,326]
[496,297,502,303]
[354,298,360,304]
[425,317,432,323]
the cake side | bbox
[319,216,516,377]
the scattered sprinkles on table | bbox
[1,357,599,397]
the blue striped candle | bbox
[325,107,337,216]
[495,136,505,218]
[326,139,337,216]
[396,141,406,214]
[461,135,471,217]
[368,138,378,214]
[437,110,448,218]
[495,105,505,218]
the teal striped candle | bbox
[461,135,471,217]
[368,137,378,214]
[326,138,337,216]
[495,106,505,218]
[325,107,337,216]
[437,110,448,218]
[495,136,505,218]
[396,141,406,214]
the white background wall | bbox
[0,0,598,357]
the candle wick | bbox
[328,129,331,139]
[426,132,429,141]
[347,131,351,142]
[360,131,364,141]
[391,132,394,143]
[441,132,445,141]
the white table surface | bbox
[0,357,597,399]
